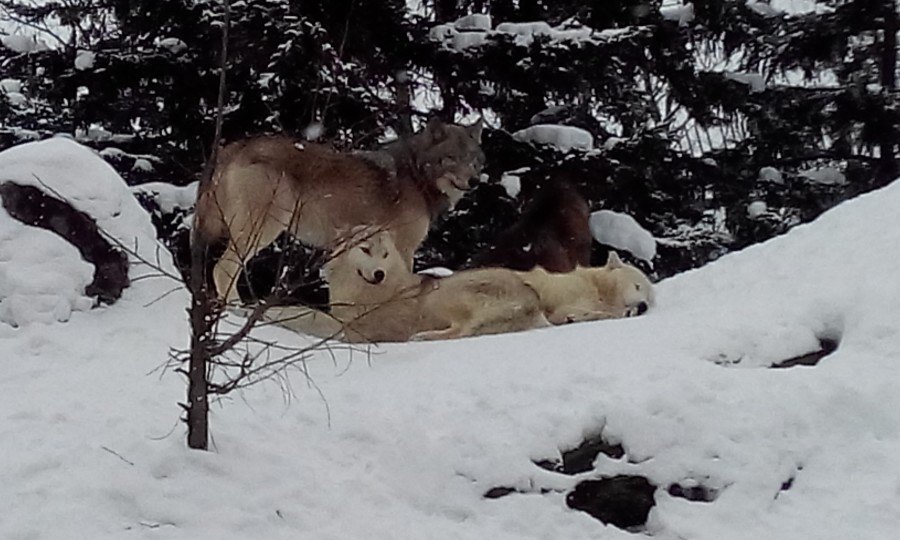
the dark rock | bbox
[483,486,517,499]
[667,482,717,502]
[0,182,129,303]
[566,475,656,530]
[771,338,838,368]
[535,433,626,475]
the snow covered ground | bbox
[2,141,900,539]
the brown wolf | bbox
[470,180,591,273]
[265,231,653,343]
[194,118,484,301]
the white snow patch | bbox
[131,181,198,214]
[0,214,95,326]
[0,78,22,93]
[661,3,695,26]
[590,210,657,263]
[418,267,454,278]
[131,158,154,172]
[747,200,768,218]
[747,0,783,17]
[513,124,594,152]
[758,165,784,184]
[157,37,188,54]
[0,34,49,53]
[453,14,492,31]
[725,71,767,93]
[74,50,95,70]
[800,166,846,186]
[499,169,526,198]
[3,91,27,107]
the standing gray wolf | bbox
[265,231,653,343]
[469,180,591,272]
[194,118,484,302]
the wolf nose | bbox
[373,270,385,284]
[636,301,648,315]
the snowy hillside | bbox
[2,146,899,539]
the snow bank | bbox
[0,138,178,327]
[0,34,49,53]
[799,166,846,186]
[131,181,198,214]
[430,16,638,51]
[2,151,900,539]
[590,209,657,263]
[513,124,594,152]
[725,71,766,93]
[661,3,695,26]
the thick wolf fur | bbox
[265,232,653,343]
[515,251,654,325]
[265,229,549,342]
[195,118,484,301]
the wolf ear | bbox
[466,118,483,143]
[424,117,448,143]
[606,251,624,269]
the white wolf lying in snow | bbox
[263,230,654,342]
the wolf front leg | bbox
[547,307,623,325]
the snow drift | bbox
[1,140,899,539]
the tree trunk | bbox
[877,0,898,186]
[186,0,230,451]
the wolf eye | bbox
[635,284,641,291]
[382,252,388,259]
[361,247,371,255]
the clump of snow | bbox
[0,78,22,93]
[725,71,766,93]
[430,18,611,51]
[499,168,528,198]
[74,50,96,71]
[303,122,324,141]
[131,181,198,215]
[454,14,492,31]
[589,209,657,263]
[661,3,695,26]
[799,166,846,186]
[0,213,95,326]
[758,165,784,184]
[747,0,783,17]
[3,91,27,107]
[451,32,489,50]
[157,37,188,54]
[131,158,154,172]
[747,200,768,218]
[418,267,454,278]
[0,34,49,53]
[513,124,594,152]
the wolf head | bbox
[325,228,410,297]
[414,117,485,203]
[586,251,654,316]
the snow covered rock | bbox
[512,124,594,152]
[660,3,695,26]
[74,50,96,71]
[799,166,846,185]
[0,138,176,327]
[758,166,784,184]
[589,210,657,263]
